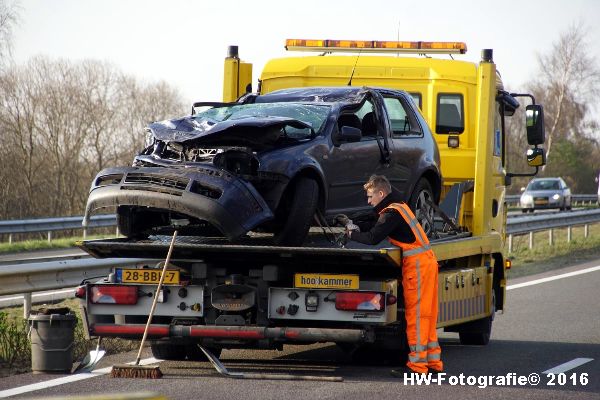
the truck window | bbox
[383,96,422,138]
[436,93,464,134]
[409,92,422,110]
[494,99,504,164]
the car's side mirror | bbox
[527,147,545,167]
[525,105,545,145]
[338,126,362,143]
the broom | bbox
[110,230,178,378]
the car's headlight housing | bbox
[552,194,561,200]
[521,194,533,203]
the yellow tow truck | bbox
[222,39,546,344]
[77,39,545,361]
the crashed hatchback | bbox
[83,87,441,246]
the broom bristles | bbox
[110,364,163,379]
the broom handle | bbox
[134,230,178,365]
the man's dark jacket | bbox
[351,191,416,245]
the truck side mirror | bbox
[527,147,545,167]
[338,126,362,143]
[525,105,545,145]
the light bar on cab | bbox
[285,39,467,54]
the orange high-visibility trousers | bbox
[401,251,443,373]
[383,203,443,374]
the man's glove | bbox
[345,222,360,237]
[334,214,351,226]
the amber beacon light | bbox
[285,39,467,54]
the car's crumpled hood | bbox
[149,115,312,146]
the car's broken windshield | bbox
[194,103,330,139]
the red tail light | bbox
[75,286,86,299]
[90,285,138,305]
[335,292,385,311]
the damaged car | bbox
[83,87,442,246]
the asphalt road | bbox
[1,260,598,400]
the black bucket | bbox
[28,308,76,373]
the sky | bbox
[11,0,600,107]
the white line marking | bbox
[0,357,161,398]
[542,358,594,375]
[507,266,600,290]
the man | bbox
[344,175,443,375]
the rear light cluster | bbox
[335,291,390,311]
[86,285,138,305]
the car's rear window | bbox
[528,180,560,190]
[194,103,330,138]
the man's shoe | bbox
[428,367,443,375]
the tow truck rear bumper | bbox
[91,323,372,343]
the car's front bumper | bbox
[83,166,274,240]
[520,196,565,209]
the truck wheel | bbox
[185,344,222,361]
[150,343,186,360]
[459,289,495,345]
[273,177,319,246]
[408,179,435,237]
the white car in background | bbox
[520,177,572,213]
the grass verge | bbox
[0,235,111,254]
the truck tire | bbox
[150,343,186,360]
[458,289,495,345]
[273,177,319,246]
[408,178,435,237]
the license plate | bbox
[116,268,180,285]
[294,273,359,289]
[534,199,548,205]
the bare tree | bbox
[0,56,186,219]
[529,22,600,170]
[0,0,20,70]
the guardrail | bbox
[0,214,117,244]
[506,209,600,252]
[0,257,157,316]
[506,194,598,206]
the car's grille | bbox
[123,173,189,194]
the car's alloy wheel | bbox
[408,179,435,237]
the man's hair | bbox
[364,175,392,194]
